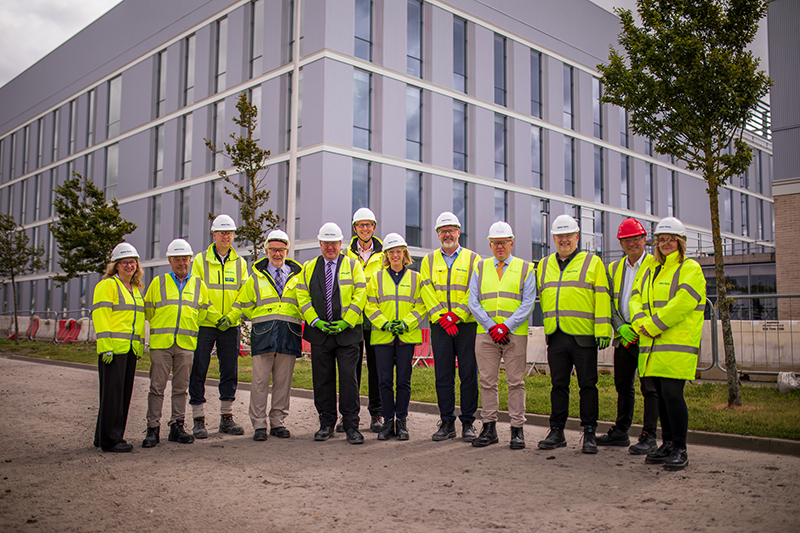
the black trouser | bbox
[189,326,240,405]
[311,337,361,430]
[430,322,478,425]
[547,330,598,428]
[94,349,137,449]
[355,332,382,417]
[652,377,688,448]
[374,340,414,420]
[613,343,659,436]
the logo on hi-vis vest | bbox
[225,277,235,283]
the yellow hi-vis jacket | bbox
[607,253,655,344]
[191,244,249,327]
[420,248,481,323]
[474,257,535,336]
[229,258,303,325]
[536,251,612,338]
[346,235,384,286]
[92,276,145,356]
[365,268,426,345]
[296,256,367,327]
[144,274,218,351]
[630,250,706,380]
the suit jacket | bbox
[302,255,363,347]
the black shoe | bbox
[377,418,395,440]
[219,414,244,435]
[432,420,456,441]
[471,422,498,448]
[142,426,159,448]
[462,423,477,443]
[664,447,688,471]
[645,441,674,464]
[102,441,133,453]
[269,427,291,439]
[335,419,345,433]
[346,428,365,445]
[314,426,334,441]
[596,426,630,447]
[582,426,598,454]
[629,432,657,455]
[193,417,208,439]
[538,427,567,450]
[396,418,409,441]
[253,428,268,441]
[510,426,525,450]
[370,416,384,433]
[168,420,194,444]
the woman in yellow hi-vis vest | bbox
[92,243,145,453]
[630,217,706,472]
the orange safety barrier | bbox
[56,319,80,344]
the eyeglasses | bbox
[267,247,287,254]
[620,236,644,245]
[490,240,513,247]
[354,222,375,229]
[119,260,137,267]
[215,231,234,237]
[320,241,340,247]
[657,236,679,245]
[437,228,459,236]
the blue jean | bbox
[374,341,414,420]
[189,326,240,405]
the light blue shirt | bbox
[267,262,291,293]
[440,245,462,269]
[468,254,537,333]
[169,271,191,294]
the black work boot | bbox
[582,426,598,454]
[664,447,689,471]
[645,441,674,464]
[629,432,657,455]
[596,426,630,447]
[432,420,456,441]
[371,415,384,433]
[193,417,208,439]
[510,426,525,450]
[471,422,499,448]
[377,418,395,441]
[169,420,195,444]
[538,427,567,450]
[462,423,477,443]
[395,418,409,441]
[219,414,244,435]
[142,426,160,448]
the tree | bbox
[205,92,282,263]
[0,213,46,345]
[598,0,771,406]
[50,173,137,285]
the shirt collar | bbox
[626,252,645,269]
[357,238,374,253]
[441,245,462,258]
[494,255,514,267]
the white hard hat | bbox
[654,216,686,237]
[317,222,344,242]
[166,238,193,257]
[266,229,290,246]
[487,221,514,240]
[551,214,580,235]
[435,211,461,230]
[383,233,407,251]
[352,207,377,225]
[211,214,237,232]
[111,242,139,262]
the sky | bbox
[0,0,769,89]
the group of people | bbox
[92,208,705,472]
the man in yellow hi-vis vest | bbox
[536,214,612,454]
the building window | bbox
[69,100,78,157]
[155,51,167,118]
[211,102,225,171]
[104,143,119,200]
[563,64,573,129]
[531,50,541,118]
[353,69,371,150]
[453,180,468,246]
[178,189,190,239]
[531,126,542,189]
[594,146,603,204]
[621,154,630,209]
[153,126,164,187]
[86,89,96,147]
[19,179,28,224]
[181,113,193,180]
[150,195,161,259]
[670,170,678,217]
[407,0,422,77]
[405,170,422,246]
[741,193,749,238]
[51,109,60,163]
[724,188,733,233]
[210,179,224,218]
[494,114,506,181]
[645,163,654,215]
[107,76,121,139]
[22,125,30,175]
[494,34,506,106]
[214,18,228,94]
[453,16,467,93]
[645,137,653,156]
[453,101,467,172]
[7,133,15,179]
[183,34,196,106]
[406,86,422,162]
[352,158,370,211]
[494,189,507,222]
[248,85,262,143]
[595,211,605,255]
[250,0,264,77]
[620,108,628,148]
[33,173,42,223]
[36,118,45,170]
[564,137,574,197]
[532,197,548,259]
[756,199,764,240]
[592,78,603,138]
[354,0,372,61]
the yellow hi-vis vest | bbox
[295,256,367,327]
[420,248,480,323]
[92,276,145,356]
[346,236,385,287]
[191,244,249,327]
[536,251,612,338]
[630,251,706,380]
[144,274,218,351]
[230,259,303,325]
[474,257,535,336]
[607,253,655,340]
[365,268,426,345]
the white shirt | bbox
[620,253,645,323]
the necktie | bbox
[274,268,284,295]
[325,261,334,321]
[496,261,505,280]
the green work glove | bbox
[390,321,408,335]
[314,320,333,333]
[381,321,393,332]
[596,337,611,349]
[618,324,639,345]
[330,320,349,334]
[102,351,113,365]
[216,317,231,332]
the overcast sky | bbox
[0,0,768,89]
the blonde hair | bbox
[103,259,145,290]
[654,236,686,265]
[382,247,413,267]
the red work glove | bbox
[438,312,460,336]
[488,324,509,344]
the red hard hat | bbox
[617,218,646,240]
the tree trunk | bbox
[707,182,742,406]
[11,275,20,346]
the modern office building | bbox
[0,0,774,318]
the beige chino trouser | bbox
[249,352,297,430]
[475,332,528,427]
[147,344,194,427]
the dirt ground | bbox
[1,355,799,532]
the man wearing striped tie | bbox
[296,222,368,444]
